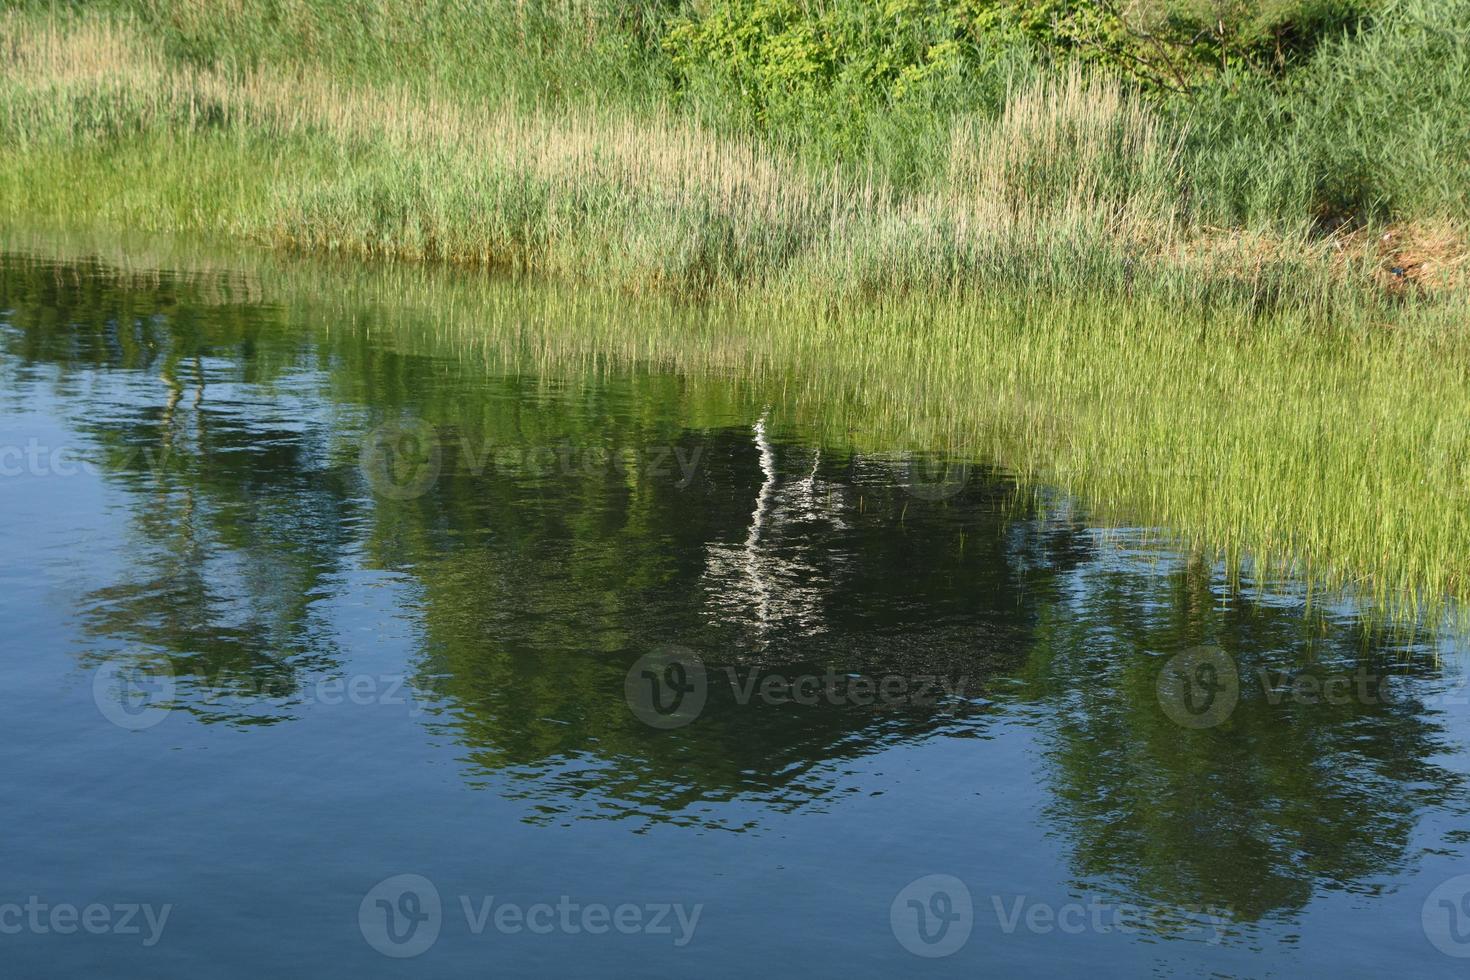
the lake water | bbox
[3,244,1470,977]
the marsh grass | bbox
[7,226,1468,629]
[1,11,1453,315]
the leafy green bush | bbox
[661,1,1037,162]
[655,0,1380,181]
[660,0,1376,121]
[1054,1,1376,89]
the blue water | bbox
[2,247,1469,977]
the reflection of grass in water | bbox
[5,227,1466,628]
[3,3,1469,627]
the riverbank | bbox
[5,224,1469,628]
[1,5,1466,318]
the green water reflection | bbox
[1,248,1467,968]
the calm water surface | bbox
[3,247,1470,977]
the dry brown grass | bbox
[1369,221,1469,294]
[948,68,1182,225]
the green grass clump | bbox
[1178,0,1470,225]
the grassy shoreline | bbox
[1,7,1466,315]
[2,3,1470,622]
[5,224,1469,627]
